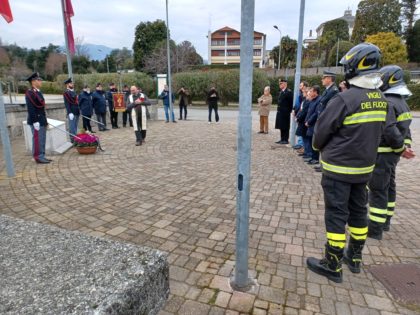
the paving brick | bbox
[228,291,256,313]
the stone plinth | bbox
[0,215,169,315]
[23,118,73,155]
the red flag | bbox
[0,0,13,23]
[63,0,75,54]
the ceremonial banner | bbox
[113,93,126,112]
[0,0,13,23]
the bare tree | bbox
[75,36,90,58]
[45,52,66,79]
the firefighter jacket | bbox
[313,86,388,183]
[378,94,412,154]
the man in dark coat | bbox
[318,71,339,116]
[92,83,108,131]
[304,86,321,164]
[79,85,94,132]
[275,79,294,144]
[106,82,119,129]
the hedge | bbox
[407,83,420,110]
[55,73,155,96]
[172,69,270,105]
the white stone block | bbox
[22,118,73,155]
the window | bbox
[254,38,262,45]
[227,50,240,56]
[228,39,240,45]
[253,50,262,56]
[211,50,225,56]
[211,40,225,46]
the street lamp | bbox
[98,49,110,73]
[273,25,282,71]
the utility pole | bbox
[289,0,306,147]
[61,0,73,79]
[165,0,174,118]
[273,25,282,73]
[335,38,340,68]
[231,0,255,291]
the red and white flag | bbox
[0,0,13,23]
[63,0,75,54]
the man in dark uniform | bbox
[63,78,79,142]
[106,83,119,129]
[25,72,52,164]
[122,85,133,127]
[306,43,387,282]
[78,85,94,133]
[92,83,108,131]
[312,71,339,171]
[275,79,293,144]
[367,65,415,240]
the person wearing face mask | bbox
[63,78,80,143]
[25,72,52,164]
[79,85,94,133]
[92,83,109,131]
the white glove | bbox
[33,122,40,131]
[69,113,74,120]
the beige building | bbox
[208,26,267,67]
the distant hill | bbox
[61,44,114,60]
[84,44,114,60]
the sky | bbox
[0,0,362,60]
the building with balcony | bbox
[208,26,266,68]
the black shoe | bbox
[115,125,120,128]
[308,160,320,165]
[293,145,303,150]
[307,244,343,283]
[165,121,169,123]
[343,238,365,274]
[90,130,96,133]
[275,140,282,144]
[179,118,182,120]
[367,221,383,240]
[129,124,133,127]
[172,121,177,123]
[258,131,265,134]
[45,158,53,162]
[123,124,126,127]
[383,216,392,232]
[135,141,142,146]
[103,128,110,131]
[35,159,50,164]
[279,140,288,144]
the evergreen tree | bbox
[352,0,401,43]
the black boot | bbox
[307,244,343,283]
[367,221,383,240]
[383,216,392,232]
[343,238,365,273]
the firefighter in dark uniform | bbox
[25,72,52,164]
[63,78,79,142]
[306,43,387,283]
[106,83,119,129]
[274,79,294,144]
[367,65,415,240]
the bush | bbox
[407,83,420,110]
[55,72,155,96]
[172,69,270,105]
[17,81,61,94]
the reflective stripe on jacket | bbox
[313,86,388,183]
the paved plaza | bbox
[1,108,419,315]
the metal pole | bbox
[289,0,306,147]
[232,0,255,291]
[107,57,109,73]
[165,0,174,119]
[335,38,340,68]
[0,82,15,177]
[274,26,282,73]
[61,0,73,79]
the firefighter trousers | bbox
[321,175,368,249]
[368,153,399,233]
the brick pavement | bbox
[1,110,419,315]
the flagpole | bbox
[61,0,73,80]
[0,82,15,177]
